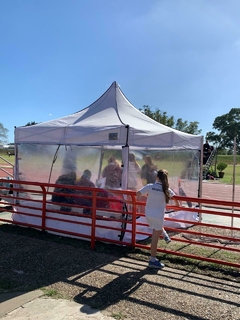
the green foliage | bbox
[0,123,8,144]
[139,105,175,127]
[25,121,38,126]
[214,155,240,184]
[41,287,66,299]
[139,105,201,134]
[111,312,127,320]
[206,108,240,154]
[184,121,202,135]
[217,162,228,172]
[208,167,217,177]
[227,149,233,155]
[215,164,240,184]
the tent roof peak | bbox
[15,81,203,149]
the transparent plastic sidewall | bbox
[128,149,200,197]
[15,144,200,199]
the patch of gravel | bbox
[0,224,239,320]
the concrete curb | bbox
[0,289,43,318]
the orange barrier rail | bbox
[0,179,240,268]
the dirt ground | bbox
[1,169,240,319]
[0,224,239,320]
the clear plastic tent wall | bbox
[15,144,200,199]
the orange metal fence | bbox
[0,179,240,268]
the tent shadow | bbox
[76,268,153,312]
[0,224,121,301]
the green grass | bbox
[111,311,127,320]
[0,150,14,165]
[217,155,240,165]
[209,155,240,184]
[41,287,66,299]
[162,241,240,264]
[135,235,240,271]
[217,165,240,184]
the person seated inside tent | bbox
[76,170,95,189]
[75,169,95,214]
[75,169,112,214]
[51,171,77,212]
[101,155,122,189]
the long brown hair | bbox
[108,155,120,166]
[144,155,157,171]
[157,169,170,203]
[129,153,140,170]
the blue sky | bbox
[1,0,240,143]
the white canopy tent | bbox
[15,81,202,149]
[13,81,202,242]
[14,81,203,193]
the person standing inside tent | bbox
[102,155,122,189]
[136,169,179,269]
[128,153,141,190]
[140,155,158,185]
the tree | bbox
[139,105,201,135]
[25,121,38,126]
[206,108,240,153]
[205,131,223,151]
[184,121,202,135]
[139,105,175,127]
[175,118,188,132]
[0,123,9,145]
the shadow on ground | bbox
[0,224,240,320]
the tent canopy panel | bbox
[15,81,203,150]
